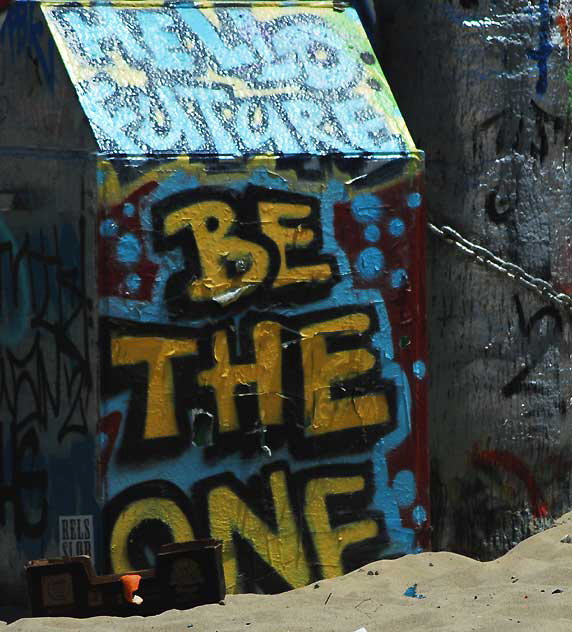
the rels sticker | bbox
[59,515,94,559]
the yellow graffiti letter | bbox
[198,321,282,432]
[258,201,333,288]
[209,470,310,592]
[112,336,198,439]
[305,476,377,579]
[300,313,390,435]
[164,201,270,304]
[109,497,194,573]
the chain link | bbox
[428,221,572,314]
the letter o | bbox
[109,497,194,573]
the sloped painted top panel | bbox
[43,4,416,156]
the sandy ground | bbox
[8,514,572,632]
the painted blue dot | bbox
[125,273,141,293]
[393,470,416,508]
[391,268,408,288]
[389,217,405,237]
[412,505,427,526]
[407,192,422,209]
[356,247,384,280]
[351,193,383,223]
[123,203,136,217]
[413,360,426,380]
[99,219,118,238]
[116,233,142,265]
[364,224,380,243]
[139,195,152,213]
[97,170,106,186]
[97,432,109,451]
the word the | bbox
[107,306,392,460]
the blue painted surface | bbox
[389,217,405,237]
[391,268,408,289]
[357,246,384,280]
[100,218,118,237]
[364,223,381,243]
[413,360,426,381]
[527,0,553,95]
[351,193,384,223]
[116,233,142,265]
[44,5,411,156]
[412,504,427,526]
[125,273,141,294]
[406,192,422,209]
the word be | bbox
[153,186,338,316]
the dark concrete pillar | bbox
[378,0,572,558]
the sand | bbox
[7,514,572,632]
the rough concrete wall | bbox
[378,0,572,558]
[0,3,97,151]
[0,6,99,602]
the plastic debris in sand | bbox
[404,584,426,599]
[121,574,143,605]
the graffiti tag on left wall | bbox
[0,217,92,543]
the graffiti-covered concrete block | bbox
[0,0,427,600]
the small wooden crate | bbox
[25,539,225,618]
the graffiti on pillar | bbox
[0,1,56,88]
[0,217,93,545]
[45,5,413,156]
[97,155,427,592]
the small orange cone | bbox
[120,574,143,605]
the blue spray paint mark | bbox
[125,273,141,294]
[364,224,380,243]
[391,268,407,288]
[351,193,383,223]
[527,0,553,95]
[123,203,136,218]
[357,247,384,280]
[393,470,416,507]
[412,505,427,526]
[116,233,142,265]
[407,192,421,209]
[413,360,426,380]
[100,219,118,237]
[388,217,405,237]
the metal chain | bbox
[428,221,572,314]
